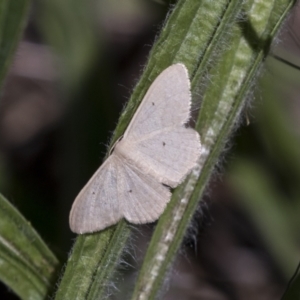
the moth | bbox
[69,64,201,234]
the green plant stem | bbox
[55,222,130,300]
[54,0,295,299]
[56,0,239,299]
[55,1,241,299]
[131,0,296,299]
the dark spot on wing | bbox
[92,192,95,195]
[129,190,132,193]
[163,142,166,146]
[152,102,155,106]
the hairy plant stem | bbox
[131,0,296,299]
[54,0,296,299]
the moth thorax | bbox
[114,139,134,161]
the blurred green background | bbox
[0,1,299,299]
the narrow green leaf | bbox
[55,223,130,300]
[56,0,241,298]
[131,0,296,299]
[55,0,296,299]
[0,194,59,300]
